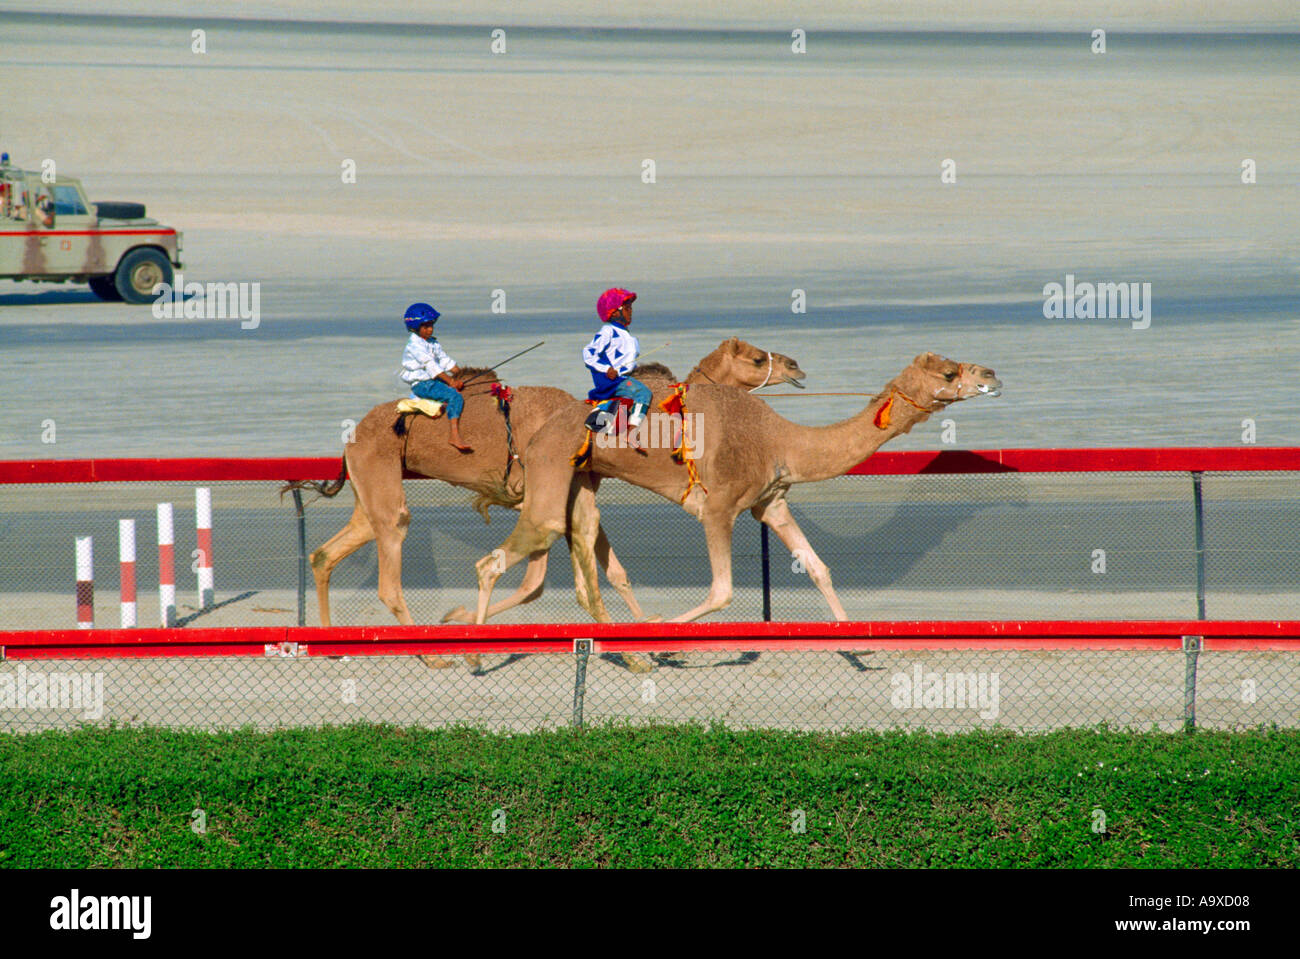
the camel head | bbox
[699,337,806,390]
[893,352,1002,410]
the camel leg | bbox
[309,500,375,628]
[367,497,465,670]
[562,487,656,673]
[442,551,550,624]
[475,542,554,623]
[594,523,656,622]
[579,473,651,620]
[752,499,847,621]
[475,431,583,623]
[566,534,608,623]
[589,523,654,673]
[564,477,615,623]
[371,503,424,626]
[667,512,737,623]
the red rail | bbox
[1,447,1297,484]
[2,620,1298,659]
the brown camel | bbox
[472,353,1002,635]
[286,338,806,666]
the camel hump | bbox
[632,361,676,380]
[457,366,499,383]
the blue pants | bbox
[410,378,464,419]
[613,377,652,421]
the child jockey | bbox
[583,287,652,450]
[398,302,472,452]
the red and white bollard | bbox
[157,502,176,627]
[75,536,94,629]
[195,487,214,609]
[119,518,137,628]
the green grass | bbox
[1,724,1297,867]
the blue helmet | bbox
[403,302,440,332]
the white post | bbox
[119,518,137,628]
[157,502,175,626]
[195,487,214,609]
[75,536,94,629]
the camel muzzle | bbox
[972,368,1002,398]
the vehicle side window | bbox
[52,185,87,215]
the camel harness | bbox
[873,387,933,429]
[571,383,706,505]
[489,382,519,482]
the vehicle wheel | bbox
[114,248,172,304]
[94,201,146,220]
[88,275,122,301]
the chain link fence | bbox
[1,470,1297,628]
[1,642,1297,734]
[1,465,1297,733]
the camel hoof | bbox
[464,654,483,671]
[440,605,472,624]
[419,655,457,670]
[622,654,654,674]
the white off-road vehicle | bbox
[0,153,183,303]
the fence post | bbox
[760,523,772,622]
[571,638,592,729]
[1191,471,1206,620]
[1182,634,1201,732]
[292,488,307,627]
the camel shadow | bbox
[175,590,259,627]
[778,463,1033,593]
[469,652,531,676]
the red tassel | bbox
[874,395,894,429]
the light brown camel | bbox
[471,353,1002,635]
[285,338,806,666]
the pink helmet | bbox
[597,287,637,322]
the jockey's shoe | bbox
[584,407,616,434]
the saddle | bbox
[583,396,633,434]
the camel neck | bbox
[781,383,936,484]
[685,353,723,385]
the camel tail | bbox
[279,457,348,502]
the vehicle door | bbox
[42,178,100,274]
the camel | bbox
[284,338,806,667]
[471,353,1002,637]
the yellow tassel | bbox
[570,431,593,469]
